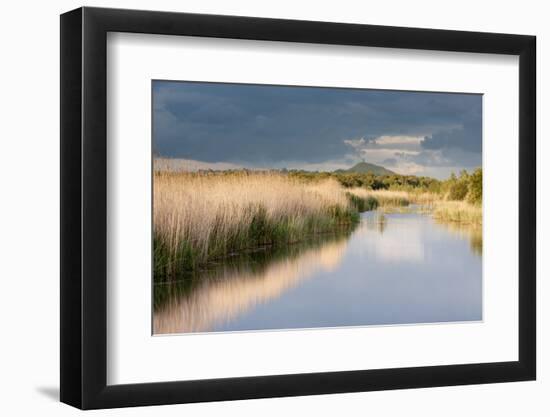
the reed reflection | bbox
[434,220,482,256]
[154,232,350,334]
[154,211,482,334]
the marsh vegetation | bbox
[154,172,362,280]
[153,164,482,283]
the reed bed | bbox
[357,189,411,207]
[365,190,440,207]
[371,190,409,206]
[154,171,359,279]
[407,191,440,206]
[432,201,482,225]
[154,167,481,280]
[357,190,481,226]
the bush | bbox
[447,180,469,200]
[467,168,482,205]
[444,169,480,202]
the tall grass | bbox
[351,189,437,208]
[154,171,359,279]
[357,189,481,226]
[432,201,482,225]
[363,190,411,207]
[345,188,378,212]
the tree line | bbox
[287,167,482,205]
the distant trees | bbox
[286,166,482,205]
[190,167,482,205]
[288,171,441,192]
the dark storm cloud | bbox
[421,101,481,151]
[153,81,482,173]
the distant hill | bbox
[335,162,396,176]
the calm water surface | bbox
[154,211,482,334]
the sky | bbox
[153,81,482,179]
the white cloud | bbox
[372,135,423,146]
[340,134,474,178]
[343,137,366,150]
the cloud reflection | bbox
[354,214,425,263]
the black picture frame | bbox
[60,6,536,410]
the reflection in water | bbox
[434,220,483,256]
[365,213,387,234]
[359,212,425,263]
[154,233,349,334]
[154,211,482,334]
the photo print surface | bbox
[152,81,483,335]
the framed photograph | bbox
[60,6,536,409]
